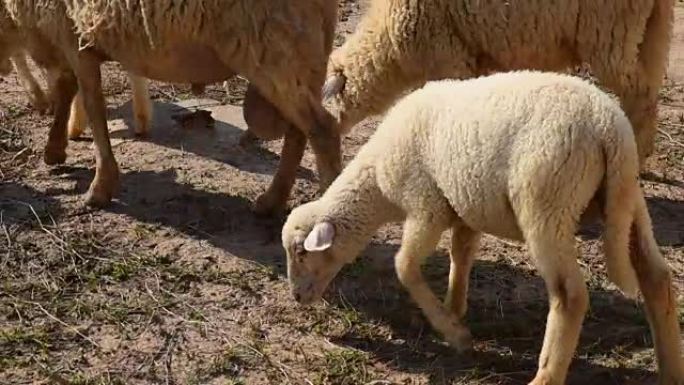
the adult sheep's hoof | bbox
[43,147,67,165]
[238,131,259,148]
[658,374,684,385]
[31,94,52,115]
[253,190,287,217]
[84,163,119,207]
[84,182,116,208]
[444,326,473,353]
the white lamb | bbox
[283,71,684,385]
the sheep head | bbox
[282,202,351,305]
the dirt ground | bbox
[1,2,683,385]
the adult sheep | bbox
[323,0,674,163]
[282,72,684,385]
[0,0,340,214]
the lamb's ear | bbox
[304,222,335,252]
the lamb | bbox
[322,0,674,163]
[0,0,340,214]
[7,50,153,138]
[282,71,684,385]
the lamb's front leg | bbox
[395,216,472,352]
[445,222,481,319]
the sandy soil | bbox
[1,1,682,384]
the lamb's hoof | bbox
[444,327,473,353]
[44,147,67,165]
[253,190,287,217]
[528,374,554,385]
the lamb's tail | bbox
[640,0,674,85]
[601,113,641,298]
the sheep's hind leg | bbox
[445,222,481,319]
[129,74,152,136]
[395,216,472,352]
[630,200,684,384]
[67,91,87,139]
[74,52,119,207]
[12,53,51,113]
[241,84,287,145]
[525,229,588,385]
[44,68,78,165]
[253,127,306,215]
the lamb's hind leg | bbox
[630,198,684,384]
[395,216,473,352]
[525,226,589,385]
[445,222,481,319]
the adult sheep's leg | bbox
[241,84,288,145]
[74,52,119,207]
[608,79,660,165]
[444,223,481,319]
[395,216,472,352]
[307,104,342,190]
[129,73,152,136]
[253,128,306,215]
[69,74,152,139]
[67,91,87,139]
[44,68,78,165]
[525,229,589,385]
[630,199,684,384]
[12,52,51,113]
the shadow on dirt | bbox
[324,246,659,385]
[0,182,63,226]
[106,100,316,181]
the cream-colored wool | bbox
[284,71,683,385]
[0,0,340,214]
[323,0,674,162]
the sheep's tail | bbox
[640,0,674,85]
[601,113,641,298]
[322,0,424,132]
